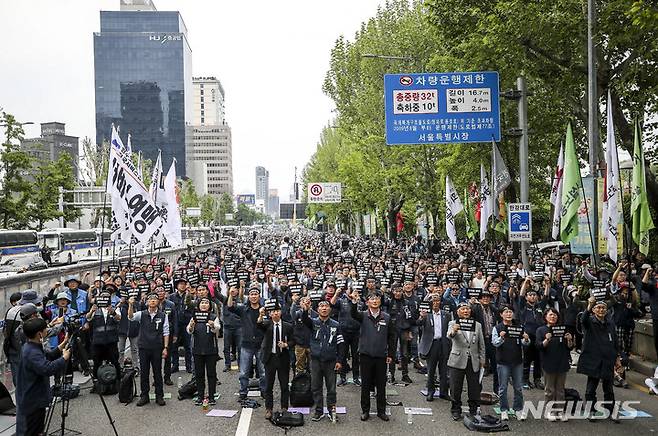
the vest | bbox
[358,310,391,358]
[494,322,523,366]
[309,317,340,362]
[138,310,166,350]
[91,309,119,345]
[191,313,218,355]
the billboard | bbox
[308,182,342,203]
[279,203,307,220]
[236,194,255,205]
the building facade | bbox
[192,77,225,126]
[268,188,279,219]
[21,122,79,174]
[93,3,193,175]
[255,166,269,214]
[188,125,233,196]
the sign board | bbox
[186,207,201,217]
[236,194,255,206]
[224,213,233,221]
[508,203,532,242]
[571,176,595,254]
[307,182,342,203]
[384,72,501,145]
[279,203,307,220]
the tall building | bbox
[93,0,193,175]
[187,77,233,197]
[21,122,79,175]
[268,188,280,219]
[255,166,269,214]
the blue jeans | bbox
[223,327,242,367]
[238,346,266,396]
[497,363,524,411]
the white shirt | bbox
[432,311,442,339]
[272,322,281,353]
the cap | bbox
[103,283,118,294]
[146,293,159,301]
[55,292,71,303]
[457,301,471,308]
[19,303,38,320]
[248,286,261,295]
[19,290,40,305]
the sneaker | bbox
[501,411,509,421]
[401,375,413,384]
[337,376,347,387]
[156,397,166,406]
[265,409,273,420]
[209,398,217,406]
[311,411,324,421]
[353,377,361,386]
[164,378,173,386]
[194,398,203,406]
[329,409,337,423]
[136,396,149,407]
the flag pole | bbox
[578,175,599,268]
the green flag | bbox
[631,118,655,255]
[560,122,581,244]
[464,187,477,239]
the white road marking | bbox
[235,407,253,436]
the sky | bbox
[0,0,385,200]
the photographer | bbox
[86,287,121,386]
[128,293,169,407]
[15,318,71,436]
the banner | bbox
[603,91,621,262]
[307,182,342,203]
[491,140,511,217]
[163,159,183,247]
[550,143,564,240]
[560,122,581,245]
[480,164,492,241]
[445,176,463,245]
[631,118,654,255]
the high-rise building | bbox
[93,0,193,175]
[255,166,269,213]
[268,189,280,219]
[187,77,233,197]
[21,122,79,176]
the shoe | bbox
[164,378,173,386]
[522,382,532,390]
[534,380,545,389]
[337,376,347,387]
[438,394,450,401]
[156,397,166,406]
[353,377,361,386]
[329,409,337,423]
[194,398,203,406]
[209,398,217,406]
[360,412,369,421]
[186,368,193,374]
[377,412,389,421]
[417,367,428,375]
[238,394,247,402]
[451,412,462,421]
[401,375,413,384]
[388,376,396,384]
[223,367,230,373]
[136,396,149,407]
[265,409,273,420]
[311,411,324,421]
[426,391,434,402]
[501,411,509,421]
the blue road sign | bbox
[508,203,532,242]
[384,72,501,145]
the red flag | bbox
[396,212,404,233]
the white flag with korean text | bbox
[604,91,621,263]
[480,164,492,242]
[446,175,464,246]
[550,143,564,240]
[162,159,183,247]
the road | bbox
[53,344,658,436]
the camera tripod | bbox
[44,331,119,436]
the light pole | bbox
[587,0,600,264]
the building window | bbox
[201,104,204,109]
[201,97,204,103]
[201,117,204,123]
[200,90,204,95]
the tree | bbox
[179,179,199,226]
[215,192,235,225]
[0,111,34,229]
[30,153,80,230]
[199,194,216,226]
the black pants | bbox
[484,340,499,392]
[652,319,658,361]
[523,339,541,383]
[92,342,121,381]
[359,354,387,414]
[25,408,45,436]
[426,339,449,396]
[585,376,615,411]
[264,353,290,410]
[389,329,410,378]
[172,329,192,372]
[139,347,164,398]
[310,358,337,413]
[341,330,360,378]
[449,360,481,415]
[194,353,217,399]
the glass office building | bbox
[94,10,193,175]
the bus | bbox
[181,227,214,245]
[38,228,99,264]
[0,230,40,261]
[95,228,113,258]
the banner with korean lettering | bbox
[106,145,164,245]
[384,72,500,145]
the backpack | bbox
[564,387,581,414]
[96,363,118,396]
[271,410,304,432]
[177,378,197,400]
[463,414,510,433]
[118,368,137,404]
[289,371,313,407]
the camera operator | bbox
[15,318,71,436]
[128,293,170,406]
[86,287,121,387]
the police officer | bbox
[128,293,169,406]
[300,299,345,422]
[85,287,121,388]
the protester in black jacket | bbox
[187,297,220,406]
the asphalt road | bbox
[52,343,658,436]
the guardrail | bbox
[0,241,221,389]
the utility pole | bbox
[292,166,297,226]
[588,0,600,263]
[58,186,65,228]
[517,77,530,270]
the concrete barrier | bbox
[0,241,220,385]
[633,318,657,362]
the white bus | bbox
[38,228,99,265]
[0,230,40,262]
[181,227,214,245]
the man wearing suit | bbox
[417,294,452,401]
[257,301,295,420]
[350,291,396,422]
[447,302,486,421]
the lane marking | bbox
[235,407,253,436]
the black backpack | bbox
[463,414,510,433]
[564,387,581,413]
[118,368,137,404]
[271,410,304,432]
[289,372,313,407]
[177,378,197,400]
[96,363,118,396]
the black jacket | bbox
[576,312,618,380]
[257,319,295,364]
[350,302,396,358]
[536,325,571,373]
